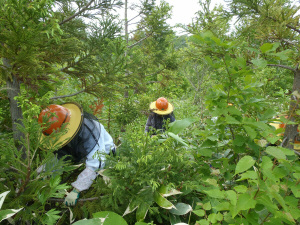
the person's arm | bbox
[64,166,97,206]
[145,114,154,133]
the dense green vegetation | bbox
[0,0,299,224]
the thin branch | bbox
[144,68,164,77]
[60,54,90,72]
[267,64,296,72]
[286,24,300,34]
[128,33,152,49]
[128,11,143,23]
[50,79,102,100]
[59,0,96,25]
[281,39,299,50]
[267,16,300,34]
[129,25,147,34]
[147,81,160,84]
[50,90,86,100]
[9,166,26,175]
[48,197,100,202]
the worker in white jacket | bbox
[38,102,115,206]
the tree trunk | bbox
[124,0,129,98]
[282,67,300,150]
[4,58,24,146]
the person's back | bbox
[145,97,175,134]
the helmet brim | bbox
[40,102,83,150]
[149,101,174,115]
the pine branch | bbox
[59,0,96,25]
[129,24,147,34]
[267,16,300,34]
[50,90,86,100]
[9,166,26,175]
[128,33,152,49]
[60,54,91,72]
[50,80,102,100]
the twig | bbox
[128,33,152,49]
[50,90,86,100]
[9,166,26,175]
[48,197,100,202]
[59,0,96,25]
[267,64,296,72]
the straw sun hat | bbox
[38,102,83,149]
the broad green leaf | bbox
[293,173,300,180]
[234,185,247,193]
[72,218,105,225]
[203,189,225,199]
[123,200,139,216]
[268,185,288,212]
[266,146,286,160]
[290,184,300,198]
[136,202,149,222]
[237,57,246,68]
[259,108,276,120]
[236,171,258,181]
[214,202,230,211]
[278,147,295,156]
[272,49,291,60]
[225,115,240,124]
[0,208,23,223]
[205,56,214,66]
[0,191,10,209]
[235,156,255,175]
[227,105,242,116]
[169,213,181,225]
[197,148,213,157]
[197,219,209,225]
[236,193,256,211]
[201,139,217,148]
[93,211,127,225]
[243,125,257,139]
[261,156,276,181]
[233,135,246,147]
[135,222,148,225]
[225,190,237,205]
[256,192,278,212]
[169,203,192,215]
[193,209,205,217]
[168,118,197,134]
[158,185,182,197]
[251,58,267,68]
[168,132,188,147]
[260,43,274,53]
[208,213,218,223]
[154,191,175,209]
[203,202,211,210]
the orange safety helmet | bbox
[149,97,174,115]
[38,104,71,135]
[155,97,169,111]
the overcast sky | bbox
[118,0,226,34]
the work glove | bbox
[64,188,80,206]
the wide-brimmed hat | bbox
[149,97,174,115]
[39,102,83,149]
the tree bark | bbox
[282,66,300,150]
[4,58,24,146]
